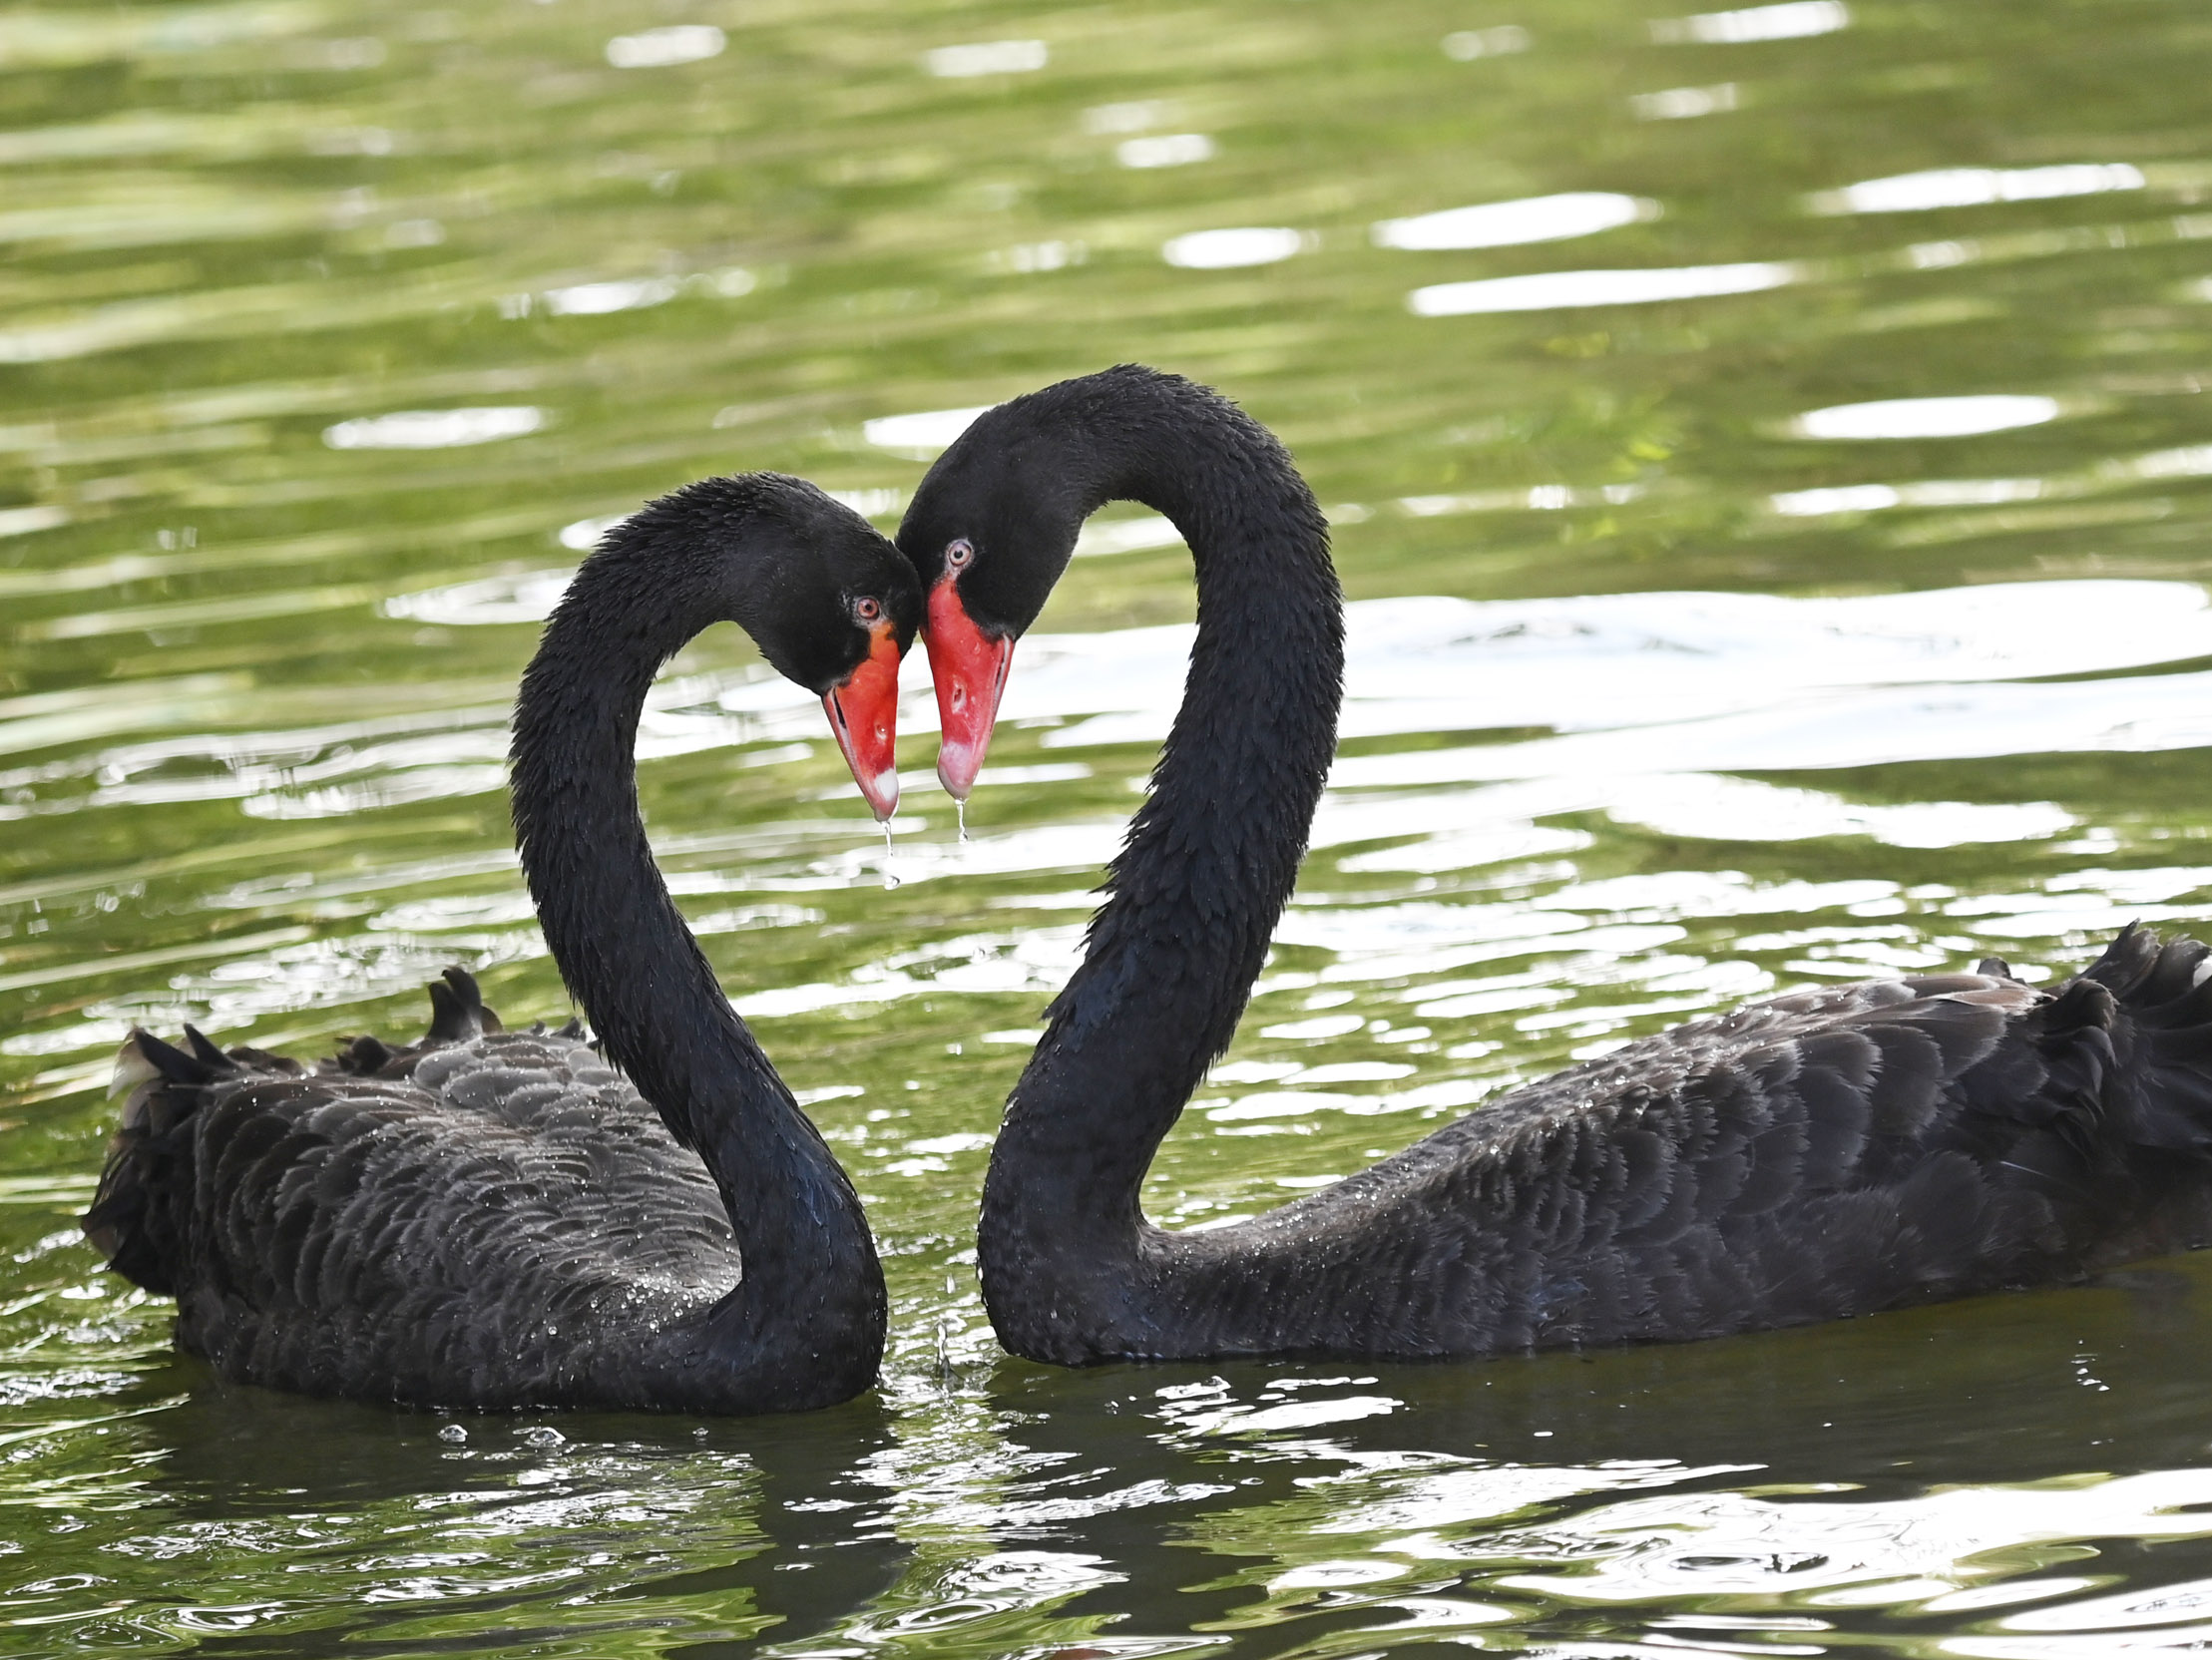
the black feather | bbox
[132,1029,215,1086]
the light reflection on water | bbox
[6,0,2212,1650]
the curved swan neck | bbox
[509,522,876,1329]
[984,373,1344,1267]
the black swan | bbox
[82,474,919,1410]
[896,364,2212,1366]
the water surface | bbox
[6,0,2212,1651]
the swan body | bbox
[84,474,921,1411]
[89,979,775,1410]
[896,366,2212,1365]
[987,937,2212,1364]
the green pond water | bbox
[8,0,2212,1650]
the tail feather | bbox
[2079,922,2161,998]
[128,1029,216,1088]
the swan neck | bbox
[509,540,876,1326]
[986,384,1344,1299]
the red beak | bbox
[822,620,902,821]
[923,575,1015,801]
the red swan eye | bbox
[854,596,882,622]
[946,539,974,570]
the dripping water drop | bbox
[956,797,970,844]
[881,821,900,889]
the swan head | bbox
[896,371,1166,797]
[745,478,921,822]
[586,474,924,819]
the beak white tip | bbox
[862,769,900,821]
[937,748,981,802]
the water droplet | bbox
[955,798,970,843]
[437,1424,467,1445]
[880,821,900,889]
